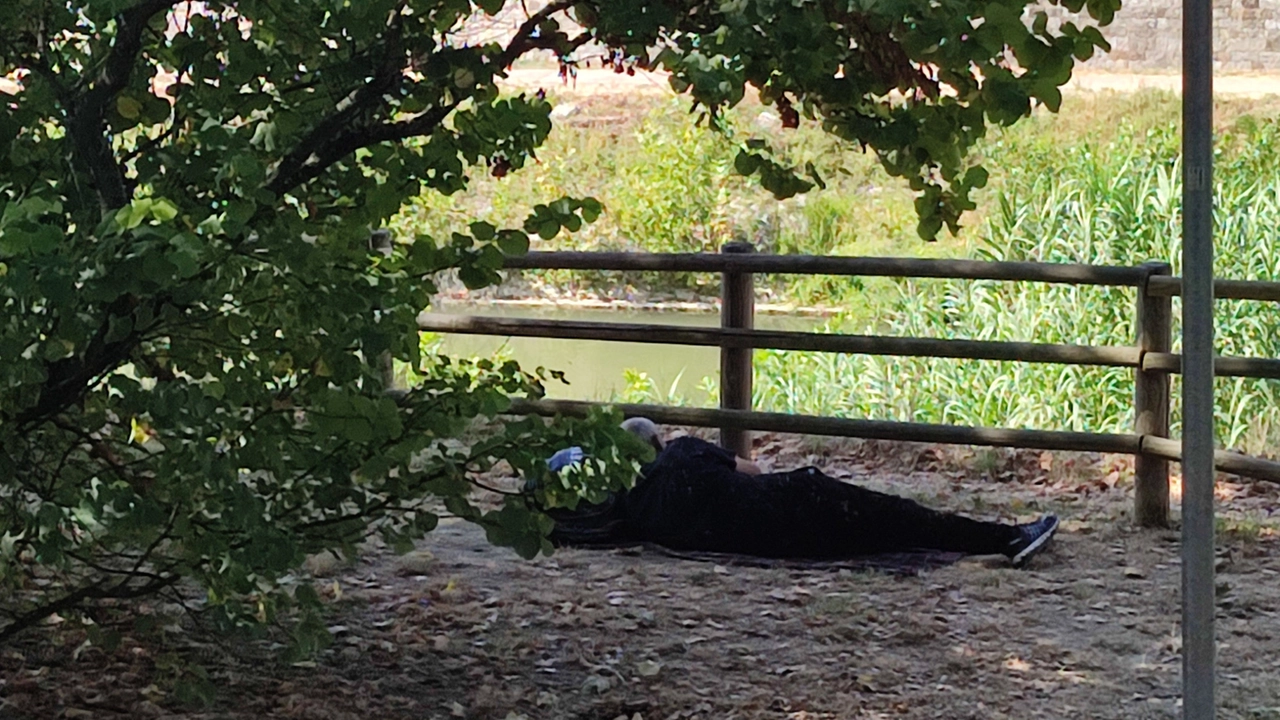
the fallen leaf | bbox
[1004,657,1032,672]
[637,660,662,677]
[582,675,613,694]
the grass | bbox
[390,90,956,326]
[395,88,1280,455]
[753,92,1280,453]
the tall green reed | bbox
[754,101,1280,452]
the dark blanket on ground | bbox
[546,436,1008,570]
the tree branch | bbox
[50,416,155,495]
[497,0,577,69]
[264,15,408,196]
[0,573,179,644]
[265,0,582,197]
[265,103,457,195]
[14,294,153,429]
[65,0,180,212]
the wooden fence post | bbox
[1135,260,1173,527]
[720,241,755,457]
[370,229,400,394]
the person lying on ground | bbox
[542,418,1059,568]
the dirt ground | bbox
[5,435,1280,720]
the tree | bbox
[0,0,1116,645]
[0,0,645,647]
[580,0,1118,237]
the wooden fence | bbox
[417,247,1280,527]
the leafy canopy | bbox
[0,0,640,645]
[0,0,1114,644]
[582,0,1119,237]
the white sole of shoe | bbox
[1011,517,1060,568]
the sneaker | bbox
[1006,515,1060,568]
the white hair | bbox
[621,417,664,451]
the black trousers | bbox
[771,467,1023,557]
[621,465,1025,559]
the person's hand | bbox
[735,457,763,475]
[547,446,586,472]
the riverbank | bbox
[433,293,840,317]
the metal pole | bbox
[1182,0,1217,712]
[719,241,755,458]
[1135,262,1173,527]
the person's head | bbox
[621,417,664,452]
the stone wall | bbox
[1036,0,1280,71]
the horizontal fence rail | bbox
[509,252,1280,301]
[1140,436,1280,484]
[1141,353,1280,379]
[418,314,1145,367]
[425,250,1280,525]
[509,399,1144,454]
[509,399,1280,484]
[1147,275,1280,301]
[503,251,1148,286]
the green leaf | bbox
[1086,0,1117,25]
[550,197,574,217]
[579,197,603,223]
[0,223,62,255]
[916,213,944,241]
[496,229,530,256]
[151,198,180,223]
[965,166,990,189]
[169,233,204,277]
[458,264,496,289]
[116,199,153,230]
[536,219,560,240]
[1082,25,1112,52]
[116,95,142,120]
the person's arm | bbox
[663,436,761,476]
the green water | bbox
[435,305,815,401]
